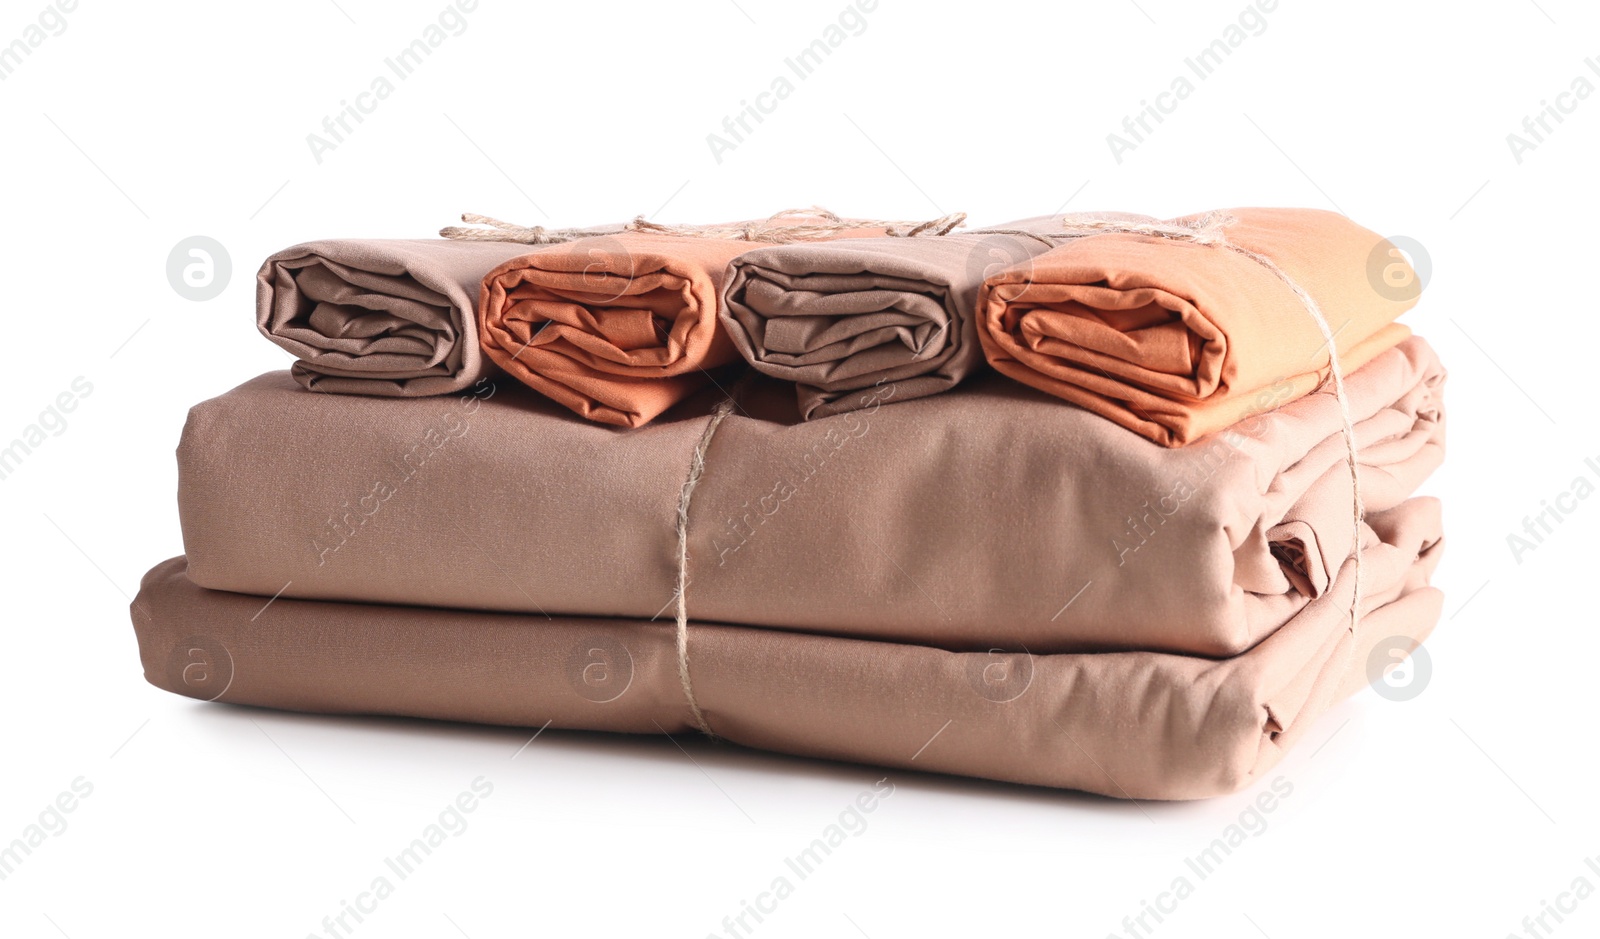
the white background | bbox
[1,0,1594,936]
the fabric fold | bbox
[175,337,1445,657]
[720,219,1063,418]
[257,239,534,396]
[477,232,755,427]
[132,508,1442,800]
[975,207,1421,446]
[475,220,883,428]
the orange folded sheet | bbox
[477,233,750,428]
[975,207,1420,446]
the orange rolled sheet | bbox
[478,233,753,428]
[975,207,1420,447]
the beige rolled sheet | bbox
[132,502,1443,800]
[175,337,1444,657]
[257,239,533,396]
[720,224,1057,419]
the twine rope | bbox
[670,381,750,737]
[438,213,626,244]
[668,210,1368,738]
[441,207,967,246]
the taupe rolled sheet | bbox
[177,337,1444,658]
[257,239,534,396]
[720,224,1057,418]
[133,499,1442,799]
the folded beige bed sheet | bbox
[719,220,1060,419]
[133,502,1442,800]
[175,337,1442,657]
[257,239,534,396]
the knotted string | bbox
[961,211,1233,248]
[628,207,967,241]
[438,213,626,244]
[441,207,968,246]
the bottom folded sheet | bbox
[131,503,1441,800]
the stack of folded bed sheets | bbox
[131,206,1444,800]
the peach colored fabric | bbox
[174,338,1444,658]
[132,507,1441,800]
[976,208,1420,446]
[478,232,754,427]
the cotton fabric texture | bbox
[975,207,1419,446]
[133,524,1442,800]
[477,222,891,427]
[257,239,532,396]
[476,232,763,427]
[720,220,1060,418]
[173,337,1443,658]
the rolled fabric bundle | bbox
[720,218,1066,418]
[976,207,1421,446]
[476,215,901,427]
[132,500,1442,800]
[257,239,535,396]
[478,232,757,427]
[175,336,1444,657]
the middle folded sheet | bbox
[176,336,1443,658]
[719,218,1066,419]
